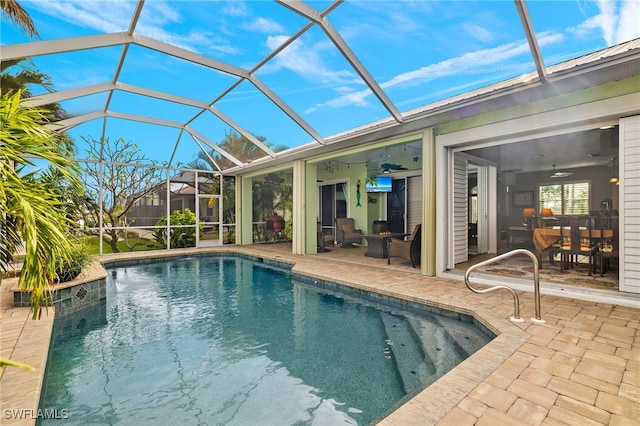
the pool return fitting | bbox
[464,249,545,324]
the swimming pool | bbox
[39,255,494,425]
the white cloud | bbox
[305,88,370,114]
[242,17,285,34]
[570,0,640,45]
[462,23,494,44]
[26,0,241,56]
[142,1,182,26]
[265,35,354,84]
[30,0,133,33]
[616,0,640,43]
[222,1,248,17]
[308,32,563,113]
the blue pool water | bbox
[39,255,493,425]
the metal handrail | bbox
[464,249,545,323]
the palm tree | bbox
[1,59,52,95]
[1,59,67,119]
[188,129,287,171]
[0,90,83,318]
[187,130,285,229]
[1,0,39,38]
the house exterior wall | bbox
[235,75,638,292]
[437,76,640,137]
[435,82,640,292]
[127,192,196,227]
[619,115,640,291]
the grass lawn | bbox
[79,235,164,254]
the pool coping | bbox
[0,246,530,425]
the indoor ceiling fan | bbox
[550,164,573,178]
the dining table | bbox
[532,227,613,266]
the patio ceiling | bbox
[2,0,639,174]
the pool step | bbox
[407,315,491,383]
[379,312,434,395]
[422,315,491,357]
[407,317,461,384]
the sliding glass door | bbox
[319,182,347,239]
[387,178,406,233]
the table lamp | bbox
[540,208,553,217]
[522,208,536,229]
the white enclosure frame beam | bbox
[248,75,326,144]
[45,109,245,167]
[514,0,548,83]
[0,32,131,60]
[23,82,276,159]
[277,0,404,124]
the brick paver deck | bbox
[1,245,638,425]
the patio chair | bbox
[388,224,421,268]
[317,222,334,252]
[335,218,363,247]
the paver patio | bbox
[1,245,638,425]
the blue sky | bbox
[2,0,639,168]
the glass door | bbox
[318,182,348,241]
[387,178,406,233]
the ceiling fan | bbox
[550,164,572,178]
[380,162,408,173]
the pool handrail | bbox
[464,249,545,324]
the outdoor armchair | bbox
[335,218,363,247]
[388,224,421,268]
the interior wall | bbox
[316,163,368,234]
[501,165,617,225]
[366,192,385,233]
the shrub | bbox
[55,245,93,283]
[154,208,199,248]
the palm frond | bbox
[0,357,34,370]
[0,0,39,38]
[1,90,82,315]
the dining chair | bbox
[599,215,619,277]
[560,216,598,276]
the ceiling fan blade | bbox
[380,163,407,170]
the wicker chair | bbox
[387,224,421,268]
[335,218,363,247]
[317,222,334,252]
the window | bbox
[539,181,590,215]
